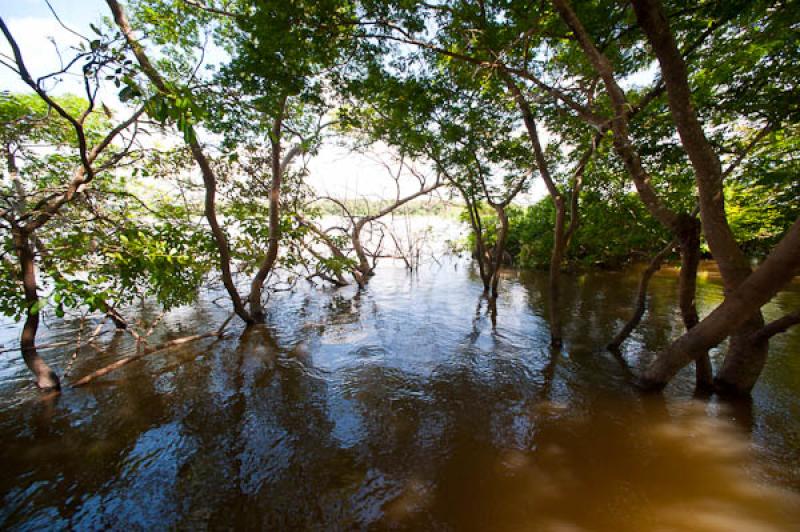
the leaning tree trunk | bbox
[553,0,740,390]
[107,0,253,324]
[631,0,767,394]
[608,238,675,351]
[506,76,574,348]
[641,217,800,388]
[351,220,373,287]
[12,228,59,390]
[457,188,491,293]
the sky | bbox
[0,0,552,202]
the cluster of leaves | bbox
[507,191,669,269]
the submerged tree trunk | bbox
[455,186,491,292]
[489,205,509,298]
[676,216,713,389]
[641,217,800,389]
[12,228,59,390]
[191,142,252,324]
[548,197,567,346]
[505,76,593,347]
[506,76,568,344]
[608,239,675,351]
[631,0,767,393]
[554,0,761,390]
[350,176,442,288]
[351,220,373,287]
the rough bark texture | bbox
[12,229,59,390]
[631,0,766,392]
[641,217,800,390]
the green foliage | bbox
[0,256,25,319]
[474,191,670,270]
[103,224,213,310]
[2,0,798,330]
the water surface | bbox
[1,259,799,530]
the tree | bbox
[0,13,148,389]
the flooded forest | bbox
[1,0,799,529]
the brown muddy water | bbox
[0,259,799,530]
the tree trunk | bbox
[351,220,372,287]
[608,239,675,351]
[676,216,713,389]
[548,197,567,347]
[457,187,490,292]
[12,228,60,390]
[191,142,252,324]
[347,177,442,287]
[490,205,509,299]
[631,0,766,392]
[505,75,589,347]
[248,98,287,324]
[107,0,252,324]
[641,217,800,389]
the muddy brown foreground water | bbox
[1,259,799,530]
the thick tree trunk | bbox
[631,0,766,392]
[641,217,800,390]
[554,0,774,392]
[12,229,60,390]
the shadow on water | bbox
[0,258,799,530]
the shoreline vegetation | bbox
[1,0,798,399]
[0,0,799,523]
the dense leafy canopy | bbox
[0,0,798,391]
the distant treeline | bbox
[315,197,464,218]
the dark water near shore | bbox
[1,259,799,530]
